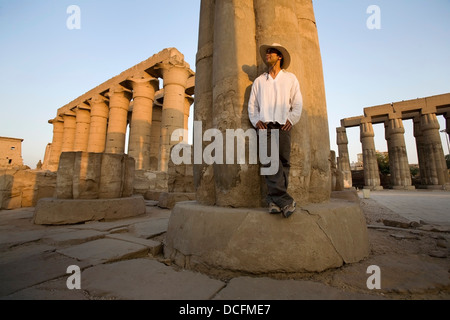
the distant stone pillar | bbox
[46,117,64,171]
[420,113,448,186]
[41,143,51,170]
[336,127,352,188]
[155,61,192,171]
[61,111,77,152]
[105,84,132,154]
[87,94,109,153]
[73,103,91,152]
[150,104,162,170]
[184,95,194,135]
[413,116,427,185]
[127,72,159,170]
[360,120,381,189]
[385,117,413,189]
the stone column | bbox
[413,116,427,185]
[360,120,382,190]
[194,0,216,205]
[61,111,77,153]
[184,95,194,136]
[104,84,132,154]
[45,116,64,171]
[420,113,448,186]
[336,127,352,188]
[210,0,261,207]
[73,103,91,152]
[41,143,51,170]
[155,60,192,172]
[127,72,159,170]
[385,117,413,189]
[87,94,109,153]
[150,103,162,170]
[254,0,330,204]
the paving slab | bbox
[0,229,49,248]
[81,258,226,300]
[328,253,450,295]
[66,211,168,232]
[213,276,383,300]
[367,190,450,225]
[0,208,34,225]
[56,238,149,265]
[0,251,90,297]
[145,206,172,219]
[41,229,107,247]
[129,218,169,238]
[0,243,55,265]
[67,220,139,232]
[105,233,162,256]
[4,278,89,300]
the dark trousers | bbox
[261,122,293,208]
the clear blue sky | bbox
[1,0,449,167]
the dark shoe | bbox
[268,202,281,214]
[282,201,296,218]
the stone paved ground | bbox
[0,192,449,302]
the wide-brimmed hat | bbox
[259,43,291,69]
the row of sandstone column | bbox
[336,112,449,189]
[43,60,194,174]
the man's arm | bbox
[248,81,261,128]
[286,77,303,126]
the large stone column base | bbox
[33,195,146,225]
[392,185,416,190]
[164,199,369,275]
[364,186,383,191]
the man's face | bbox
[265,48,282,66]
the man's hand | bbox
[281,120,292,131]
[256,121,267,130]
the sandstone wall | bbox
[0,169,56,210]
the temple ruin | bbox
[13,1,371,274]
[42,48,194,175]
[33,48,196,224]
[337,93,450,190]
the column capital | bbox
[74,104,91,123]
[336,127,348,145]
[88,94,109,106]
[107,84,132,99]
[420,113,439,131]
[386,118,405,136]
[360,121,374,140]
[61,110,76,118]
[127,71,159,85]
[155,60,194,88]
[128,72,159,99]
[75,102,91,111]
[48,116,64,124]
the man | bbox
[248,43,303,218]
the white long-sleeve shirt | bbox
[248,70,303,128]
